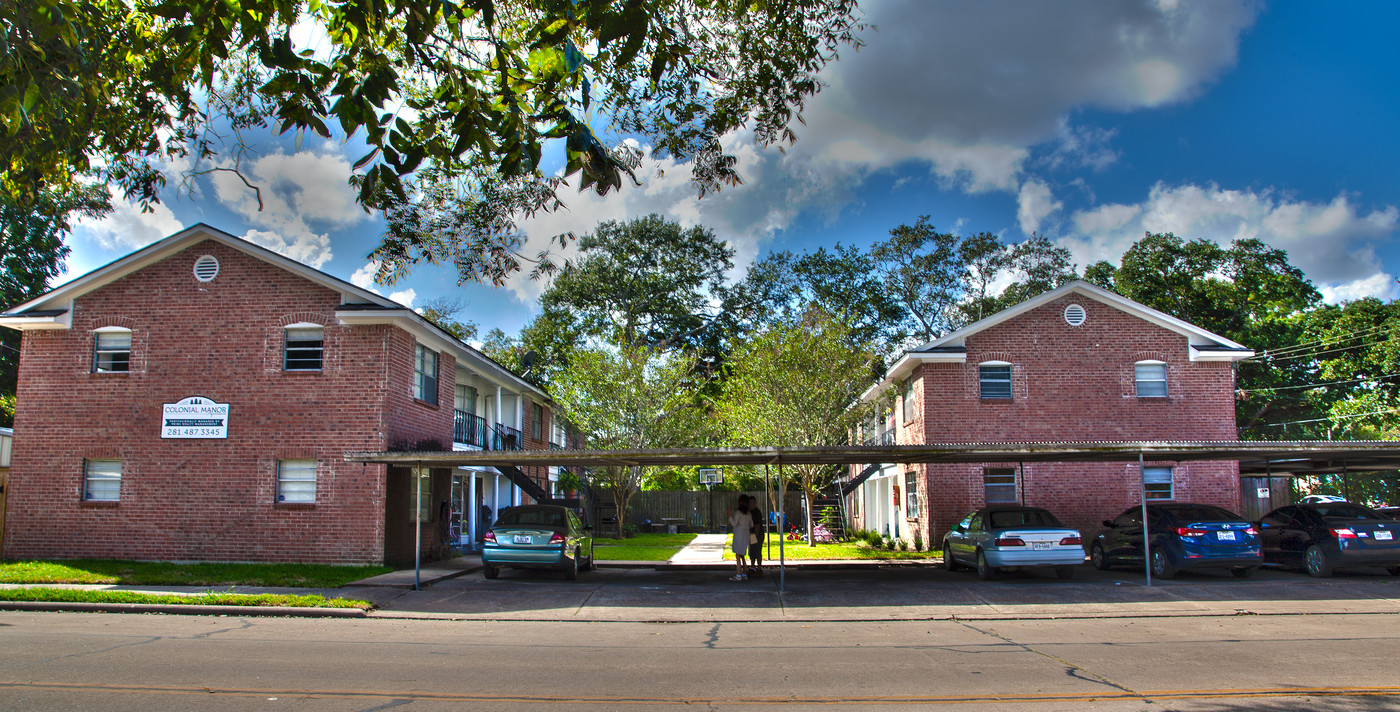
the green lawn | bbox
[0,560,391,588]
[591,532,696,561]
[722,534,938,561]
[0,588,371,609]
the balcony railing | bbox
[862,429,894,446]
[453,410,489,449]
[493,424,523,451]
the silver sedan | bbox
[943,506,1085,580]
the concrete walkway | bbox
[346,555,482,588]
[666,533,728,564]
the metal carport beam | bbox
[347,440,1400,473]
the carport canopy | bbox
[346,439,1400,476]
[348,440,1400,591]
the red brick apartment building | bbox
[0,224,575,565]
[849,281,1254,543]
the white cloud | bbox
[1017,180,1063,235]
[242,228,333,269]
[210,148,365,268]
[350,260,380,290]
[388,288,417,306]
[793,0,1259,190]
[1061,182,1400,303]
[73,191,183,252]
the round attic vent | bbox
[193,255,220,282]
[1064,303,1086,326]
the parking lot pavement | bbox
[370,562,1400,622]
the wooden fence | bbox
[624,490,807,532]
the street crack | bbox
[952,619,1152,702]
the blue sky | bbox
[67,1,1400,343]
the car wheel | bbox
[1056,565,1076,580]
[943,542,961,572]
[483,563,499,579]
[976,550,996,580]
[1150,549,1176,580]
[1231,566,1254,578]
[563,551,579,581]
[1090,542,1110,571]
[1304,544,1333,578]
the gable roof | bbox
[860,280,1253,403]
[0,223,550,401]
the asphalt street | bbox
[4,565,1400,711]
[2,610,1399,711]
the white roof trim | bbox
[859,280,1254,403]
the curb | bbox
[0,601,369,618]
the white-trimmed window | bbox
[415,345,439,404]
[905,471,919,517]
[902,377,916,422]
[984,467,1017,504]
[1143,466,1174,500]
[979,362,1012,399]
[93,327,132,373]
[283,324,324,371]
[277,459,317,503]
[84,459,122,501]
[1135,361,1168,398]
[531,403,544,440]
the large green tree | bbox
[0,186,109,425]
[549,344,707,537]
[717,307,875,544]
[5,0,864,286]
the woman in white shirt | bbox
[728,496,754,581]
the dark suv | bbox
[1091,503,1261,579]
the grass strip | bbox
[721,534,939,561]
[591,532,697,561]
[0,560,392,587]
[0,588,371,609]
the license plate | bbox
[1377,531,1394,541]
[1217,531,1236,541]
[1031,541,1052,550]
[513,534,533,544]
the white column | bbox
[495,386,504,434]
[466,469,477,549]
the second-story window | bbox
[93,327,132,373]
[979,363,1012,399]
[901,377,916,422]
[283,325,324,371]
[415,345,438,404]
[1135,361,1168,398]
[531,403,544,440]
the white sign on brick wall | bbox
[161,397,230,439]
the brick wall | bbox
[901,295,1241,541]
[2,240,453,564]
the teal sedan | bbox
[482,505,594,580]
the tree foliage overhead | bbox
[4,0,865,285]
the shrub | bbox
[912,531,924,552]
[897,539,909,552]
[621,522,639,538]
[866,532,883,548]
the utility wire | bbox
[1239,372,1400,394]
[1248,336,1395,364]
[1251,323,1388,359]
[1253,407,1400,428]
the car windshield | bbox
[1313,504,1381,520]
[987,509,1063,529]
[495,508,566,527]
[1160,505,1238,522]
